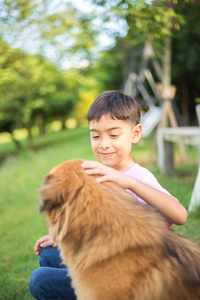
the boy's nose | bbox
[99,137,110,149]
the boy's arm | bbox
[124,176,188,225]
[82,161,188,226]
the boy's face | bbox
[89,114,141,171]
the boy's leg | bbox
[29,246,76,299]
[29,267,77,300]
[39,246,66,268]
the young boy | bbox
[29,90,187,300]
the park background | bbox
[0,0,200,299]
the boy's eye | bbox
[92,135,100,139]
[110,134,118,138]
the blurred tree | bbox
[91,0,193,126]
[1,0,199,135]
[95,37,144,90]
[61,68,100,126]
[67,41,126,126]
[172,1,200,125]
[90,39,126,90]
[0,41,75,150]
[0,42,25,151]
[0,0,99,68]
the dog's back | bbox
[40,159,200,300]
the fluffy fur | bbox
[39,159,200,300]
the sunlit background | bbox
[0,1,200,298]
[0,0,199,150]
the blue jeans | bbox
[29,246,77,300]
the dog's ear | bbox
[39,198,51,213]
[39,189,65,213]
[39,173,65,213]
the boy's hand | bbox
[81,160,131,189]
[34,235,54,255]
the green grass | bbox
[0,128,199,299]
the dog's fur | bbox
[39,159,200,300]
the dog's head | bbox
[39,159,100,243]
[39,159,85,213]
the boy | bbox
[29,90,187,300]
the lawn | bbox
[0,127,199,299]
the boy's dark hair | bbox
[87,90,140,125]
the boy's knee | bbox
[38,247,50,267]
[39,246,63,268]
[29,267,58,299]
[29,268,44,299]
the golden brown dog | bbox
[39,159,200,300]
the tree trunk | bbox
[162,36,172,102]
[27,124,33,150]
[159,35,186,158]
[11,133,22,153]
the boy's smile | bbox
[101,152,115,157]
[89,114,142,171]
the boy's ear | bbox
[132,124,142,144]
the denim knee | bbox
[38,247,50,267]
[29,267,45,300]
[29,266,77,300]
[39,246,64,268]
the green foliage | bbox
[0,0,99,65]
[92,0,185,50]
[0,40,77,149]
[63,68,101,124]
[0,0,200,141]
[0,128,199,299]
[91,0,200,121]
[172,1,200,121]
